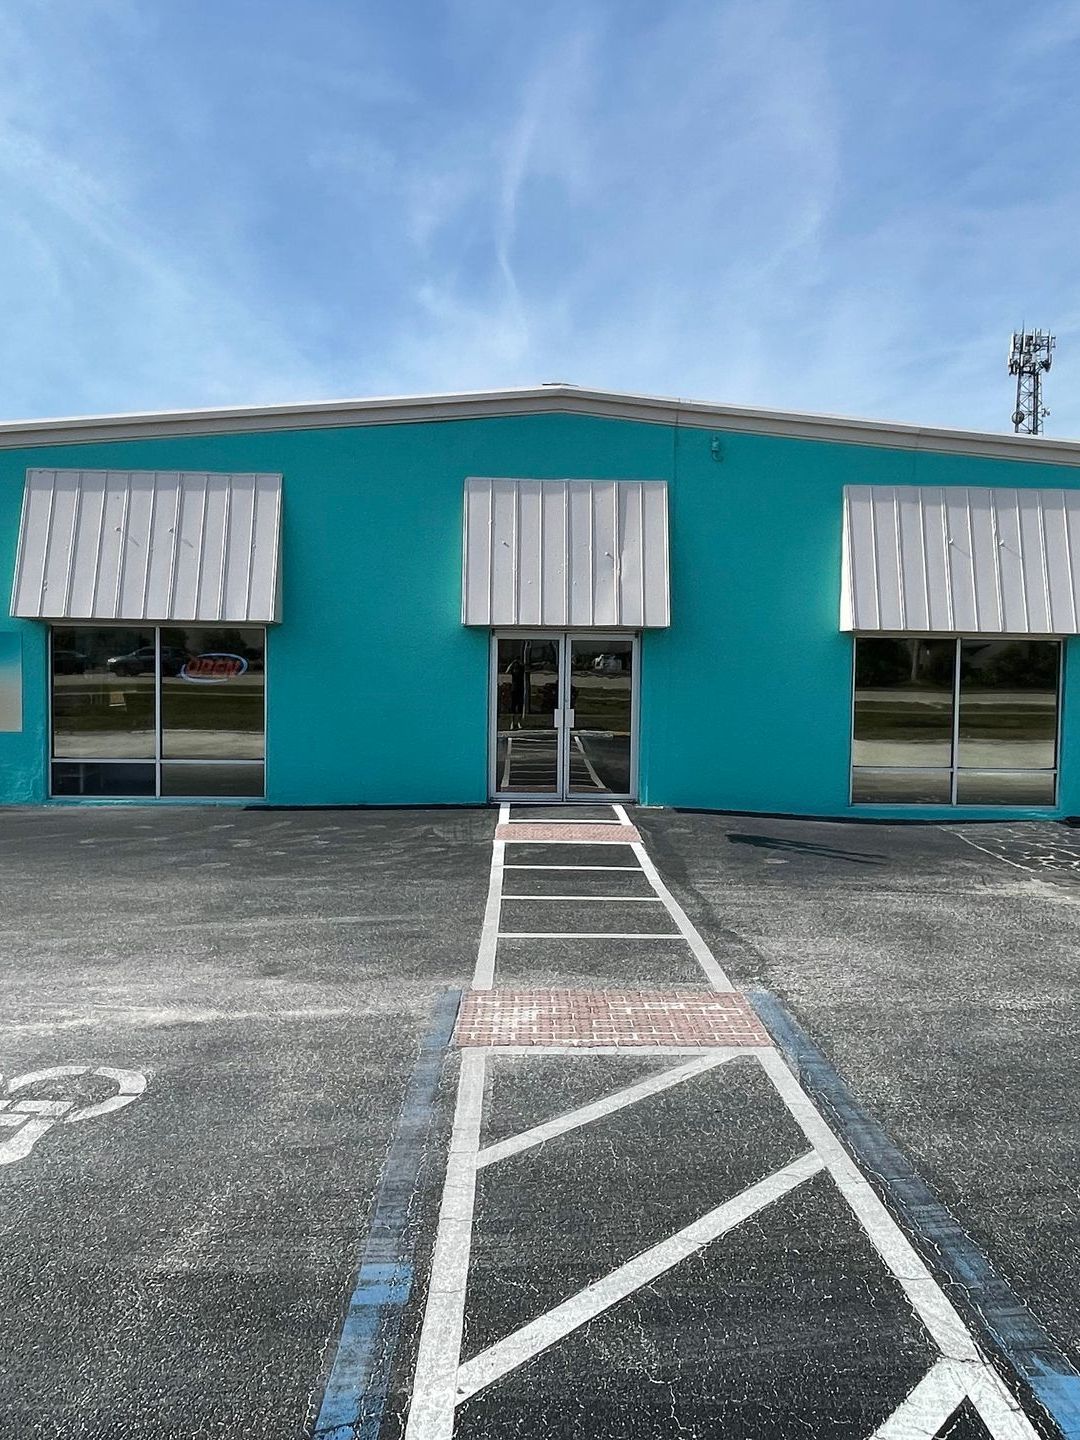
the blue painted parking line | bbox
[314,989,461,1440]
[750,987,1080,1440]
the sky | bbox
[2,0,1080,433]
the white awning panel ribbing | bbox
[462,478,670,627]
[10,469,282,623]
[841,484,1080,634]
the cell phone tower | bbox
[1008,329,1055,434]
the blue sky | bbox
[3,0,1080,432]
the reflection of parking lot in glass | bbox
[52,670,156,757]
[568,641,632,796]
[50,625,265,796]
[494,637,635,798]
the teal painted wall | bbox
[0,410,1078,817]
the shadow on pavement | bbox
[726,833,887,864]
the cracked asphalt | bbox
[1,806,1078,1437]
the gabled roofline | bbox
[1,382,1079,466]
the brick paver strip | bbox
[495,822,642,843]
[455,989,772,1048]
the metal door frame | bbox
[489,630,639,804]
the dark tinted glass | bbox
[851,768,952,804]
[51,762,155,797]
[567,639,633,795]
[957,640,1059,771]
[495,638,560,793]
[160,628,265,760]
[160,763,264,797]
[52,627,155,759]
[955,771,1056,806]
[852,638,955,768]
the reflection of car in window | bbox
[107,646,189,677]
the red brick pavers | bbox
[495,822,641,843]
[455,989,772,1048]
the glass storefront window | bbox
[852,638,955,770]
[851,636,1061,807]
[49,626,266,798]
[850,768,952,805]
[51,627,156,760]
[51,762,156,797]
[957,640,1059,771]
[160,763,265,797]
[160,628,265,760]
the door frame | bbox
[488,630,640,803]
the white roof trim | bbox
[841,483,1080,634]
[2,384,1080,465]
[462,478,670,628]
[11,469,282,623]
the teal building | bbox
[1,384,1078,819]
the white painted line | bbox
[962,1359,1044,1439]
[756,1048,981,1364]
[503,864,643,872]
[454,1151,824,1404]
[611,804,634,826]
[501,895,663,902]
[870,1358,1040,1440]
[868,1360,969,1438]
[947,827,1036,874]
[477,1051,742,1168]
[496,931,683,940]
[630,840,735,991]
[471,807,509,990]
[403,1050,486,1440]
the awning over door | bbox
[462,478,670,627]
[10,469,282,623]
[841,483,1080,633]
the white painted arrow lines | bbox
[454,1150,824,1405]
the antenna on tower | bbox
[1008,328,1055,434]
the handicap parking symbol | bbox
[0,1065,148,1166]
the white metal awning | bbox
[841,483,1080,634]
[462,478,670,627]
[10,469,282,623]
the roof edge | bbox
[1,383,1080,466]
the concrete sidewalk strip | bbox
[454,989,773,1048]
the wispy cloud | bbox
[1,0,1079,432]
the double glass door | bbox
[491,633,638,801]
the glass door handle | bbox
[565,708,576,727]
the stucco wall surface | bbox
[0,411,1078,817]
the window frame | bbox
[849,633,1063,808]
[47,624,266,800]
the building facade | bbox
[1,384,1078,818]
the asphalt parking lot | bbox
[0,808,489,1440]
[636,809,1080,1388]
[2,804,1080,1438]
